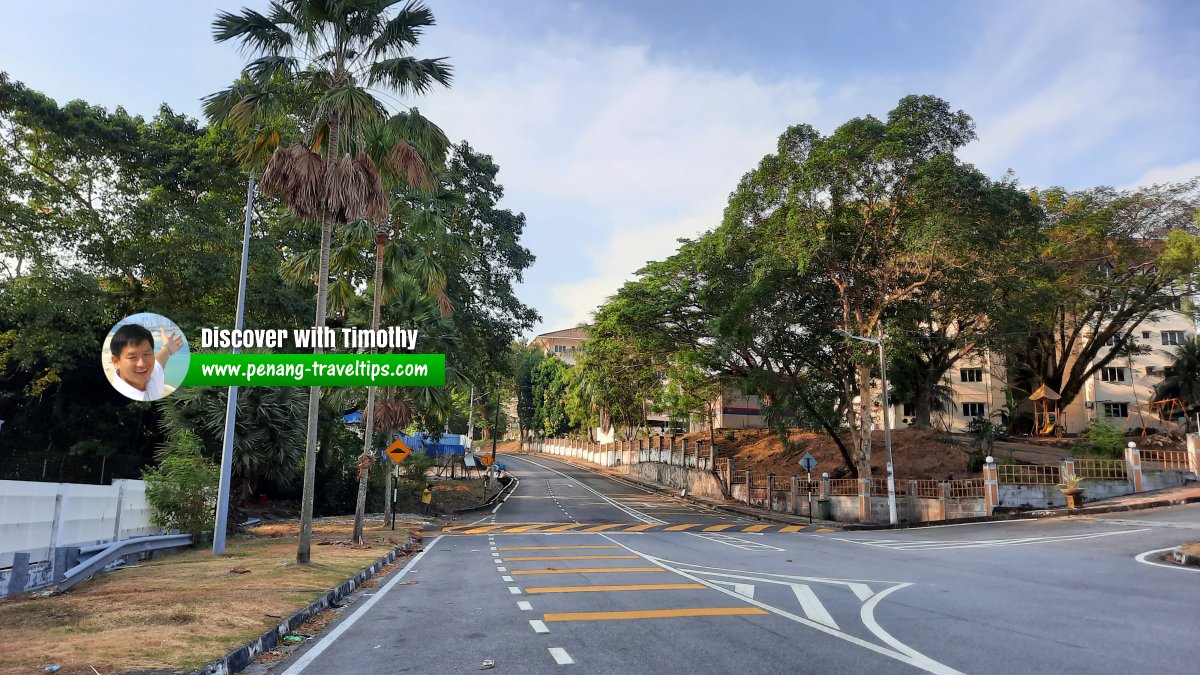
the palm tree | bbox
[1155,336,1200,411]
[206,0,451,563]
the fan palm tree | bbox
[206,0,451,563]
[1155,336,1200,409]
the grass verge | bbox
[0,518,419,675]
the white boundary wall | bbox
[0,479,156,568]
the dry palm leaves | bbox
[374,397,413,433]
[355,450,375,481]
[387,138,430,189]
[260,143,390,225]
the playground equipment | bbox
[1125,398,1187,435]
[1029,384,1065,437]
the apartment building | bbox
[529,326,587,365]
[926,307,1196,434]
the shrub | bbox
[1082,419,1125,458]
[724,430,736,442]
[142,430,219,542]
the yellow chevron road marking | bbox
[499,545,620,551]
[524,584,705,594]
[503,555,640,561]
[509,567,665,575]
[543,607,769,622]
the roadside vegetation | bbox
[514,96,1200,479]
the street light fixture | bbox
[835,327,898,526]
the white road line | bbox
[834,529,1150,551]
[509,586,522,594]
[518,601,533,611]
[599,535,961,675]
[710,580,756,598]
[280,536,442,675]
[530,619,550,634]
[548,647,575,665]
[516,457,664,523]
[792,584,839,630]
[1135,547,1200,573]
[502,575,514,582]
[490,546,497,550]
[497,566,507,572]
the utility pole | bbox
[877,326,898,526]
[213,173,255,555]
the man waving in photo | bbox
[109,324,183,401]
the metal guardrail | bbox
[54,533,193,593]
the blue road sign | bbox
[800,452,818,473]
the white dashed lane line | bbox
[549,647,575,665]
[530,619,550,634]
[518,601,533,611]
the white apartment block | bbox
[919,306,1196,434]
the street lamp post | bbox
[835,328,898,526]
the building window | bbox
[1162,331,1186,346]
[1142,331,1151,339]
[902,402,914,417]
[960,368,983,383]
[1101,367,1126,382]
[554,345,566,353]
[1101,402,1129,418]
[1145,366,1157,376]
[962,402,986,418]
[1169,297,1183,311]
[1108,301,1121,312]
[1103,335,1119,347]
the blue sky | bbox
[3,0,1198,336]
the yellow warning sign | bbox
[385,438,412,464]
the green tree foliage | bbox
[532,357,574,437]
[1006,181,1200,409]
[142,430,220,541]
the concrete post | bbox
[745,469,754,505]
[727,457,735,493]
[1187,433,1200,476]
[668,437,676,465]
[983,460,999,516]
[938,483,949,521]
[766,473,775,511]
[708,443,716,472]
[112,480,127,541]
[638,439,645,463]
[791,476,800,515]
[682,439,691,468]
[906,480,917,523]
[1125,442,1144,492]
[820,473,829,500]
[1062,458,1075,480]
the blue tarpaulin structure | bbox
[397,432,466,457]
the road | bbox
[263,453,1200,674]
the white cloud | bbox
[1126,160,1200,189]
[418,29,827,334]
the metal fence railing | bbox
[828,479,859,496]
[1072,459,1129,481]
[870,478,908,497]
[946,479,985,499]
[997,464,1061,485]
[1141,449,1189,472]
[912,480,941,499]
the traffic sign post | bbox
[800,452,817,524]
[385,438,411,465]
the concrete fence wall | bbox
[526,436,1199,526]
[0,478,156,594]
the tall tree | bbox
[1006,181,1200,410]
[208,0,452,563]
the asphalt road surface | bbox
[261,454,1200,674]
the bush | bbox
[142,430,219,542]
[724,430,736,442]
[1082,419,1125,458]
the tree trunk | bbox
[297,116,342,564]
[856,362,874,479]
[913,379,933,429]
[353,225,388,544]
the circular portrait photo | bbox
[101,313,190,402]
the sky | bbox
[3,0,1199,337]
